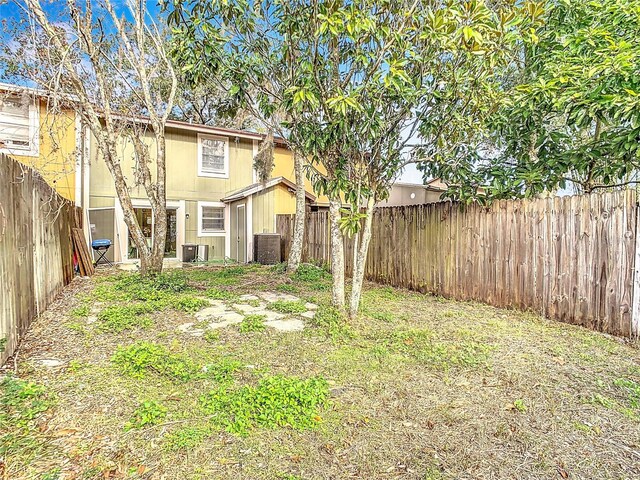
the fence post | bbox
[632,195,640,337]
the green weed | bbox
[204,330,220,343]
[614,378,640,409]
[239,314,267,333]
[200,375,328,435]
[277,283,299,294]
[202,357,242,383]
[164,425,212,451]
[292,264,330,283]
[111,342,200,382]
[205,288,239,302]
[97,304,154,332]
[392,329,492,370]
[0,377,53,431]
[70,304,90,318]
[270,300,307,314]
[270,263,287,274]
[311,305,353,339]
[513,399,527,413]
[171,295,209,313]
[125,400,168,431]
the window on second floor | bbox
[0,94,39,157]
[198,134,229,178]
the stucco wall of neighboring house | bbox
[10,101,77,202]
[271,146,331,206]
[377,184,445,207]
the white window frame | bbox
[0,95,39,157]
[197,133,229,178]
[197,201,227,237]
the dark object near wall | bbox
[182,243,197,263]
[254,233,281,265]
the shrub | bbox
[124,400,167,431]
[111,342,199,382]
[270,300,307,314]
[200,375,328,435]
[239,314,266,333]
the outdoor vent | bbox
[253,233,282,265]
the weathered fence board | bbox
[0,153,75,364]
[277,190,638,337]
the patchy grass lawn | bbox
[2,264,640,480]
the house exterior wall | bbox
[271,146,331,206]
[9,100,78,202]
[88,126,259,262]
[377,184,444,207]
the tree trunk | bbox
[329,197,345,308]
[349,196,375,317]
[148,134,168,274]
[287,151,306,271]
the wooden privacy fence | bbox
[278,190,640,337]
[0,153,76,364]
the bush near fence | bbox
[278,190,639,338]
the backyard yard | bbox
[2,264,640,480]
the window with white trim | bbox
[197,201,226,237]
[0,95,38,156]
[198,134,228,177]
[202,206,224,231]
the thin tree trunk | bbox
[349,196,375,317]
[329,197,345,308]
[287,151,306,271]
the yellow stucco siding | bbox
[274,183,297,215]
[271,147,330,205]
[12,101,77,201]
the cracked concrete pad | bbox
[206,299,227,308]
[208,318,242,329]
[195,304,231,320]
[177,323,205,337]
[239,294,260,301]
[259,292,301,303]
[87,315,98,324]
[233,303,267,314]
[301,310,316,319]
[265,319,305,332]
[212,311,244,324]
[305,302,319,310]
[261,310,286,321]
